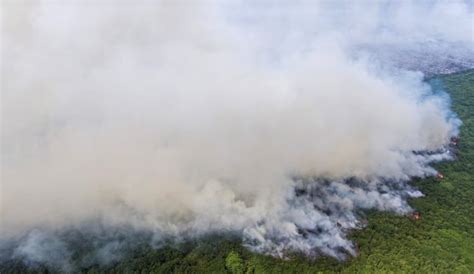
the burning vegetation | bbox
[411,212,422,221]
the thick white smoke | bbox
[0,0,471,267]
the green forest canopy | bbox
[2,70,473,273]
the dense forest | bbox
[1,70,473,273]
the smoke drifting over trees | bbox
[1,0,472,269]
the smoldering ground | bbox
[1,0,472,270]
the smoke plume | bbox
[1,0,472,269]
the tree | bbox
[225,251,245,274]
